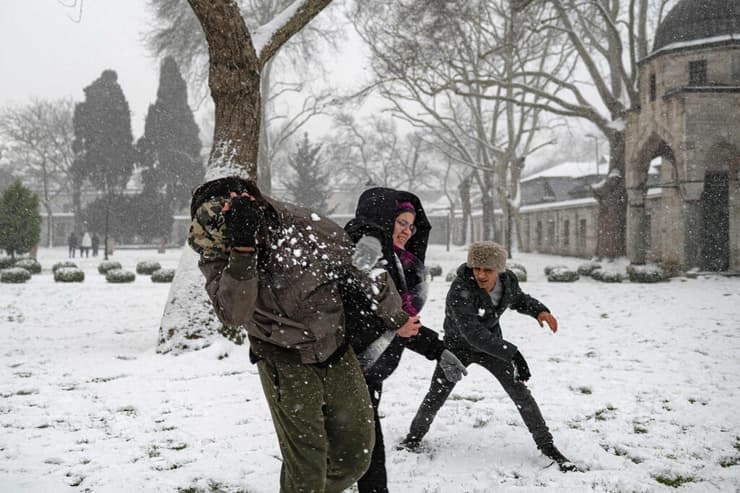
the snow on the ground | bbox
[1,245,739,492]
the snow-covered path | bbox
[1,245,738,492]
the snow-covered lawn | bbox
[1,245,738,492]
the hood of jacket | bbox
[344,187,431,287]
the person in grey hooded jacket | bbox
[400,241,576,472]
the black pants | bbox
[407,349,553,449]
[357,379,388,493]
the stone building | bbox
[624,0,740,271]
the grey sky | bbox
[0,0,158,135]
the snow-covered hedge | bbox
[0,256,14,269]
[52,261,78,273]
[98,261,122,275]
[14,258,41,274]
[1,267,32,283]
[136,261,162,275]
[544,264,568,276]
[627,264,668,283]
[577,261,601,276]
[547,267,579,282]
[150,268,175,283]
[54,267,85,283]
[509,267,527,282]
[506,262,527,275]
[591,269,624,283]
[105,268,135,283]
[427,265,443,280]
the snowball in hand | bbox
[352,235,383,272]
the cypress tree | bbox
[138,57,203,210]
[281,133,334,215]
[0,180,41,258]
[72,70,136,258]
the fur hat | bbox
[467,241,506,273]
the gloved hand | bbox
[438,349,467,383]
[511,350,531,382]
[352,235,383,271]
[223,195,263,249]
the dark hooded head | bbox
[345,187,431,264]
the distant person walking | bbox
[67,232,78,258]
[91,233,100,257]
[80,232,92,258]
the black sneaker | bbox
[540,443,577,472]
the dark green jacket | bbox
[443,263,549,362]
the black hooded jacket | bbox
[344,187,445,383]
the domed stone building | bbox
[624,0,740,271]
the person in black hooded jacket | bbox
[344,187,467,493]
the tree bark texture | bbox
[594,131,627,257]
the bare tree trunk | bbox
[189,0,261,177]
[458,175,472,244]
[159,0,334,354]
[257,62,273,192]
[594,131,627,257]
[480,171,495,241]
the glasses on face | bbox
[395,218,417,236]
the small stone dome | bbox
[652,0,740,53]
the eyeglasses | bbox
[395,218,417,236]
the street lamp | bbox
[585,133,600,177]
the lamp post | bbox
[585,133,599,176]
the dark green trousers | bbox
[257,345,375,493]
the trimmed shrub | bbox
[592,269,624,283]
[510,267,527,282]
[428,265,443,280]
[577,261,601,276]
[627,264,667,283]
[151,268,175,283]
[544,264,568,276]
[506,262,527,275]
[136,261,162,275]
[105,268,135,283]
[98,261,122,275]
[52,261,78,273]
[54,267,85,283]
[547,267,579,282]
[445,272,457,282]
[0,256,14,269]
[14,258,41,274]
[1,267,32,283]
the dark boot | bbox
[396,435,422,453]
[539,443,577,472]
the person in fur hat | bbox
[399,241,576,472]
[188,176,421,492]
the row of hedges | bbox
[1,258,174,284]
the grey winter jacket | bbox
[443,264,549,362]
[199,197,409,365]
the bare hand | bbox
[537,311,558,333]
[396,315,421,338]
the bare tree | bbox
[449,0,673,257]
[326,113,442,192]
[158,0,334,353]
[0,99,76,247]
[146,0,342,192]
[351,0,567,249]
